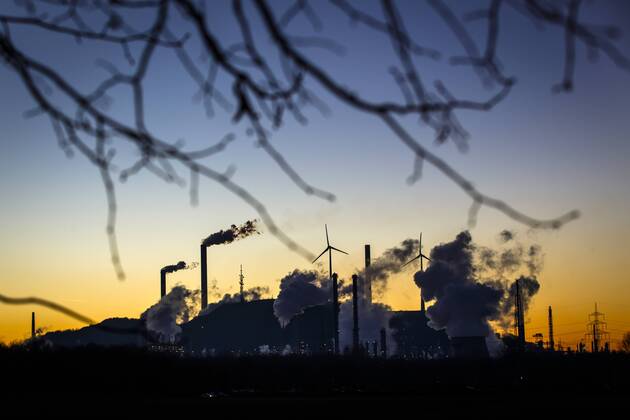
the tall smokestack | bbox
[161,261,187,299]
[160,271,167,298]
[352,274,359,354]
[332,272,340,354]
[201,244,208,309]
[380,327,387,358]
[31,312,35,339]
[548,305,555,351]
[364,245,372,306]
[199,220,259,310]
[515,279,525,350]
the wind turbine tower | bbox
[313,224,348,354]
[402,233,431,312]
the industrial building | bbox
[389,310,449,358]
[179,299,449,357]
[182,299,286,354]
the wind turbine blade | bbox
[420,253,431,262]
[402,255,420,268]
[330,246,348,255]
[312,248,329,263]
[325,224,330,247]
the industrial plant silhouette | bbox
[5,222,628,415]
[32,221,452,357]
[24,224,575,359]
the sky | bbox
[1,0,629,347]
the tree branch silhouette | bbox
[0,293,95,325]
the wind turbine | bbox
[313,224,347,354]
[402,233,431,313]
[402,233,431,270]
[313,224,348,279]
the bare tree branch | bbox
[0,0,628,307]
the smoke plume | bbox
[338,239,426,351]
[499,275,540,330]
[414,231,543,347]
[161,261,199,274]
[141,285,199,343]
[499,229,515,243]
[273,268,395,350]
[201,220,259,247]
[338,299,393,353]
[477,232,544,279]
[199,286,270,316]
[350,239,420,298]
[273,269,329,326]
[239,286,270,301]
[525,245,544,277]
[415,232,503,338]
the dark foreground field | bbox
[1,346,629,416]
